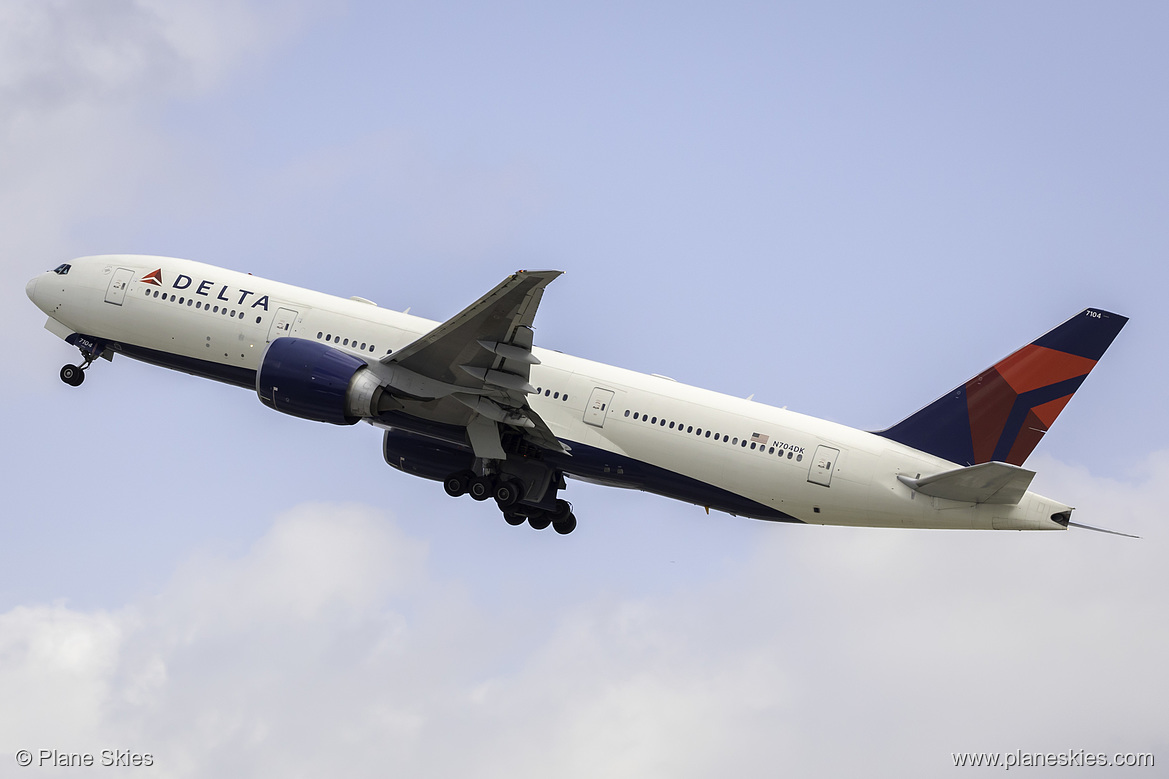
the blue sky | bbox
[2,2,1166,776]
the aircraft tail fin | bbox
[874,308,1127,466]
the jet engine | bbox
[382,428,475,481]
[256,338,384,425]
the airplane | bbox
[26,255,1128,536]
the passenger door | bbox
[807,445,840,487]
[583,387,615,428]
[104,268,135,306]
[267,307,299,342]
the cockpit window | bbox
[52,263,71,275]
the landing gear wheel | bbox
[528,512,552,531]
[503,510,527,526]
[60,364,84,386]
[468,475,495,502]
[552,512,577,535]
[493,479,523,508]
[443,470,473,498]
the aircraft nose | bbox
[25,276,38,303]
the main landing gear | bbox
[443,469,577,534]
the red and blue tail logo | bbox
[141,268,163,286]
[875,308,1127,466]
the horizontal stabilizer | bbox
[897,461,1035,505]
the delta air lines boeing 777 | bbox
[26,256,1128,536]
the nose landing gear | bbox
[60,351,99,386]
[60,363,86,386]
[60,336,108,387]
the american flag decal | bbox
[751,432,769,445]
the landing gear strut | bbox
[60,340,104,387]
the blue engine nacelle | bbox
[257,338,383,425]
[382,428,475,482]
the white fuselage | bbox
[27,255,1070,531]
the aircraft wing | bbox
[897,461,1036,505]
[378,270,566,453]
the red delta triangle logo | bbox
[140,269,163,286]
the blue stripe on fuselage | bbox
[93,339,801,523]
[545,440,802,523]
[98,337,257,389]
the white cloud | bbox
[0,454,1164,777]
[0,0,284,116]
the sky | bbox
[2,1,1167,776]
